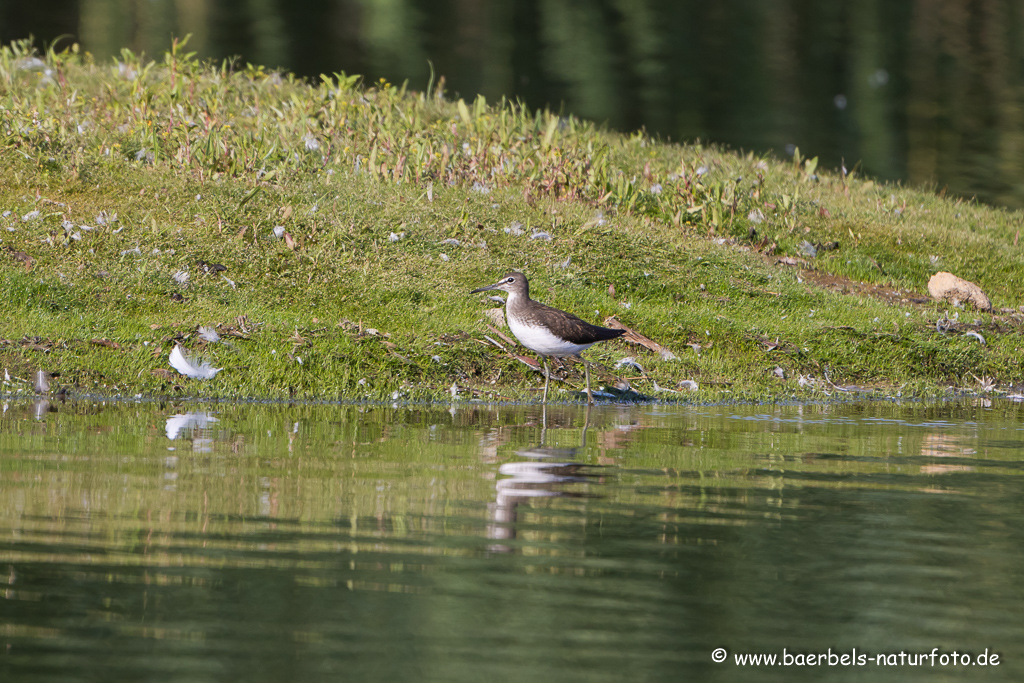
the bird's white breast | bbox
[507,313,593,357]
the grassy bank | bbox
[1,40,1022,402]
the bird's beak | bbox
[471,282,501,294]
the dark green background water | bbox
[1,398,1023,681]
[4,0,1024,207]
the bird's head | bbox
[471,272,529,297]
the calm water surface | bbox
[1,398,1023,681]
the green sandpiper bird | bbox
[472,271,625,404]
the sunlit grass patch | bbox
[0,39,1022,402]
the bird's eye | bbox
[506,277,515,283]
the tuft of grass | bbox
[0,39,1022,402]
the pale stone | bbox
[484,308,507,328]
[927,272,992,311]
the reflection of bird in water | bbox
[511,445,579,461]
[487,445,601,552]
[496,457,591,499]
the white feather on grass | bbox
[197,326,221,343]
[34,370,50,394]
[614,357,644,373]
[169,345,222,380]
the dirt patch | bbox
[795,268,932,307]
[787,264,1024,329]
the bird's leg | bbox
[583,358,594,405]
[542,357,550,404]
[582,402,591,446]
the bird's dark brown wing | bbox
[526,302,626,345]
